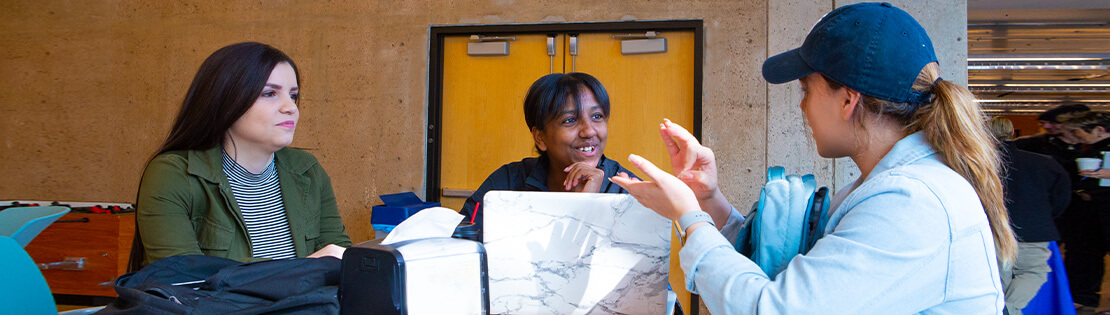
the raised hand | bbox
[609,154,701,221]
[658,119,731,226]
[660,119,720,201]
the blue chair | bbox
[0,206,70,247]
[0,235,57,314]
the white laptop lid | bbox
[483,191,671,315]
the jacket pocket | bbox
[304,228,320,252]
[197,217,232,252]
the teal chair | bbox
[0,207,106,314]
[0,235,58,314]
[0,206,70,247]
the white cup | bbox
[1077,158,1102,171]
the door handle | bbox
[38,257,86,270]
[548,35,557,73]
[442,189,477,198]
[568,34,579,71]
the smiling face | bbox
[798,73,857,158]
[532,89,608,172]
[226,62,300,154]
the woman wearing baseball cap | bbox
[612,2,1014,313]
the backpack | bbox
[99,255,342,315]
[734,166,831,279]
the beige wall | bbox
[0,0,965,246]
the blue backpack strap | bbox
[766,166,786,182]
[803,186,830,252]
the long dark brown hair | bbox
[156,42,299,155]
[130,42,299,271]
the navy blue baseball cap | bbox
[762,2,938,104]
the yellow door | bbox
[440,31,695,209]
[439,30,698,311]
[440,34,561,211]
[569,31,697,313]
[571,32,695,179]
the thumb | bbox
[628,154,670,182]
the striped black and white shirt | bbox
[222,151,296,259]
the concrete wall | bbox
[0,0,966,248]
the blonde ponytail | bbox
[910,63,1017,265]
[832,62,1018,265]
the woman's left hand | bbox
[1080,168,1110,179]
[564,162,606,192]
[308,244,347,259]
[610,154,701,220]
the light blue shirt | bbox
[681,132,1004,314]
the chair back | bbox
[0,206,70,247]
[0,235,57,313]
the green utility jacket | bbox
[137,146,352,266]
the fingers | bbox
[564,162,604,190]
[627,154,671,182]
[662,119,700,148]
[660,122,680,157]
[609,171,645,188]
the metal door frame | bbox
[426,20,705,203]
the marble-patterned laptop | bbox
[482,191,672,315]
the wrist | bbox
[677,210,715,232]
[697,189,730,222]
[685,222,710,239]
[677,211,714,244]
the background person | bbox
[1055,111,1110,313]
[989,116,1071,315]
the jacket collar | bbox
[831,132,937,215]
[185,146,317,184]
[870,131,936,177]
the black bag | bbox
[98,255,342,315]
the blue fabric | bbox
[680,132,1004,314]
[1023,242,1077,315]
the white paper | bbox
[380,207,464,245]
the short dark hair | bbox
[156,42,299,155]
[1061,111,1110,133]
[523,72,610,131]
[1037,104,1089,123]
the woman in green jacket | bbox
[134,42,351,267]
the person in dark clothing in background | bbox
[1014,104,1089,174]
[1055,111,1110,314]
[990,117,1072,315]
